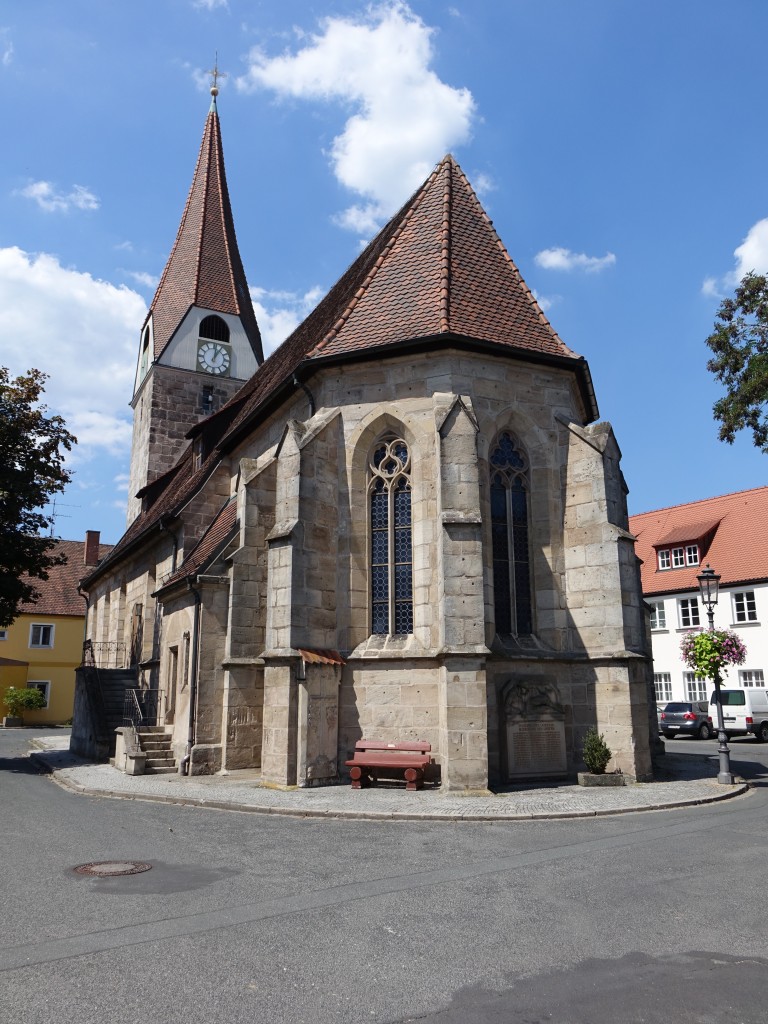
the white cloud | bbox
[250,284,324,356]
[193,0,228,9]
[534,247,616,273]
[733,217,768,278]
[125,270,160,290]
[473,172,496,197]
[0,247,146,459]
[532,289,558,313]
[237,2,475,232]
[1,28,13,66]
[701,217,768,297]
[18,180,100,213]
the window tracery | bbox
[490,431,532,636]
[369,437,413,635]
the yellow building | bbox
[1,533,110,726]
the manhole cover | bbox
[73,861,152,877]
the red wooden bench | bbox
[345,740,433,791]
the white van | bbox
[709,688,768,742]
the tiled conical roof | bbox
[218,154,591,449]
[307,154,577,360]
[145,98,263,363]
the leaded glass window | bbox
[490,432,532,636]
[369,437,413,635]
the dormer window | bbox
[657,543,700,570]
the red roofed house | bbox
[73,91,655,787]
[1,532,111,726]
[629,487,768,709]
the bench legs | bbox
[404,767,424,791]
[349,765,424,790]
[349,765,373,789]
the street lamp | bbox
[697,564,734,784]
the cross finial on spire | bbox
[207,53,227,97]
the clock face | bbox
[197,341,231,376]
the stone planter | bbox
[577,771,625,787]
[2,716,23,728]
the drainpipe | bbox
[179,580,202,776]
[292,375,316,417]
[159,517,180,574]
[77,585,90,650]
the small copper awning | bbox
[297,648,346,666]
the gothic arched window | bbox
[199,314,230,343]
[369,437,413,635]
[490,432,532,636]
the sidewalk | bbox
[29,735,749,822]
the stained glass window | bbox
[369,437,412,635]
[490,432,532,636]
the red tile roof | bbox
[144,99,263,363]
[309,155,577,361]
[18,539,113,616]
[215,154,595,452]
[157,496,238,591]
[629,487,768,596]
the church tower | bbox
[127,81,262,524]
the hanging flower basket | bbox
[680,629,747,680]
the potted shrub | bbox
[578,726,623,786]
[3,686,47,727]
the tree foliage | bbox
[0,368,76,627]
[706,272,768,453]
[3,686,47,718]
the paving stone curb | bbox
[28,744,750,822]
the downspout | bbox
[77,585,90,650]
[179,580,202,776]
[159,517,180,574]
[292,375,316,417]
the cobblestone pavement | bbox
[27,734,749,821]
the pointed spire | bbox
[144,92,263,363]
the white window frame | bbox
[685,545,699,566]
[672,547,685,568]
[684,672,707,702]
[29,623,54,648]
[654,672,672,703]
[658,550,671,570]
[678,597,700,628]
[739,669,765,687]
[732,590,757,624]
[649,601,666,630]
[27,681,50,707]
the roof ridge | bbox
[440,157,451,332]
[306,159,445,358]
[448,155,575,354]
[630,484,768,519]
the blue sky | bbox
[2,0,767,545]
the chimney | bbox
[84,530,101,567]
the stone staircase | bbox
[136,727,176,774]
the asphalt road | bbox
[2,729,767,1024]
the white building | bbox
[630,487,768,706]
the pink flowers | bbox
[680,629,748,679]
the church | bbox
[75,86,655,789]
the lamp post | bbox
[697,564,734,785]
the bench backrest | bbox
[354,740,431,754]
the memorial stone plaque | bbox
[504,679,567,780]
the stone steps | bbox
[136,727,175,774]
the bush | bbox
[582,727,612,774]
[3,687,47,718]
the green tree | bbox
[706,272,768,453]
[0,368,76,627]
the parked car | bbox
[659,701,713,740]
